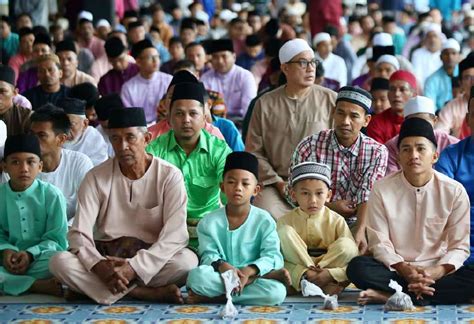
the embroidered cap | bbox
[291,162,332,187]
[336,86,373,113]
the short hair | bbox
[230,18,245,27]
[30,104,72,135]
[169,36,183,47]
[185,41,205,53]
[16,12,32,21]
[180,18,197,31]
[150,3,164,14]
[18,27,34,39]
[382,16,396,24]
[1,15,10,25]
[173,59,196,73]
[36,53,61,68]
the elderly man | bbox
[50,107,198,305]
[367,70,417,144]
[56,39,96,87]
[22,54,70,110]
[385,96,459,175]
[201,39,257,123]
[146,82,232,249]
[290,86,387,253]
[347,118,474,305]
[424,39,460,111]
[59,97,108,166]
[313,32,347,87]
[246,38,337,220]
[411,24,443,88]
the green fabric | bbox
[146,129,232,248]
[1,33,19,60]
[0,179,68,295]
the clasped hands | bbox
[217,262,256,296]
[92,256,137,295]
[3,249,32,275]
[395,263,449,300]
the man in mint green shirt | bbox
[147,82,232,248]
[0,134,68,296]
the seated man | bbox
[50,107,198,305]
[59,97,108,166]
[56,39,96,87]
[30,106,94,221]
[290,86,388,253]
[385,96,459,175]
[187,152,288,305]
[435,86,474,264]
[0,134,68,296]
[347,118,474,305]
[146,82,232,249]
[278,162,358,295]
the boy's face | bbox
[291,179,331,215]
[221,169,259,207]
[371,89,390,114]
[3,152,42,191]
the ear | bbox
[220,181,225,193]
[143,131,152,145]
[290,187,297,203]
[38,160,43,172]
[253,182,261,197]
[83,118,89,128]
[432,150,439,164]
[363,113,372,127]
[326,189,332,202]
[57,133,68,146]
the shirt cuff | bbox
[25,245,41,260]
[76,247,106,272]
[438,252,468,271]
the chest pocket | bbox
[189,176,220,204]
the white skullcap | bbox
[279,38,313,64]
[78,10,93,22]
[465,9,474,18]
[373,33,393,46]
[423,23,442,37]
[312,32,331,47]
[219,9,238,22]
[0,120,6,159]
[376,54,400,70]
[195,10,209,23]
[96,19,110,28]
[442,38,460,52]
[231,3,242,12]
[404,96,435,117]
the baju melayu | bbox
[435,96,468,139]
[148,120,224,141]
[22,85,70,111]
[366,108,404,144]
[0,179,68,295]
[212,115,245,152]
[49,157,198,305]
[98,63,139,96]
[277,207,358,291]
[315,52,348,87]
[61,70,97,88]
[186,206,287,305]
[0,104,32,136]
[424,65,458,111]
[411,47,442,88]
[63,126,108,166]
[146,129,232,248]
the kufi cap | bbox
[0,65,16,86]
[442,38,460,52]
[55,39,76,54]
[389,70,417,90]
[245,34,262,47]
[372,45,395,61]
[123,10,138,18]
[209,39,234,54]
[223,151,259,179]
[219,9,238,22]
[375,54,400,70]
[336,86,373,113]
[403,96,435,117]
[131,39,155,58]
[423,23,442,37]
[371,77,390,91]
[57,97,86,115]
[459,53,474,77]
[33,33,51,47]
[78,10,93,22]
[169,70,199,89]
[105,37,126,58]
[95,94,124,121]
[397,117,437,148]
[373,33,393,46]
[4,134,41,160]
[291,162,332,187]
[108,107,146,128]
[128,21,143,30]
[279,38,313,64]
[312,32,331,47]
[69,82,99,107]
[96,19,111,28]
[171,82,206,106]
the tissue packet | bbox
[219,270,240,319]
[301,279,339,310]
[383,279,415,311]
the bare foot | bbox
[263,269,292,287]
[186,288,226,304]
[129,284,184,304]
[321,282,345,296]
[358,289,391,305]
[306,268,334,288]
[29,278,63,297]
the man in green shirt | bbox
[0,134,68,296]
[147,82,232,248]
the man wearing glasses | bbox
[121,39,172,124]
[246,38,337,220]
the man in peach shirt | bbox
[347,117,474,305]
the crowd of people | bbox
[1,0,474,307]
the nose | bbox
[20,161,29,172]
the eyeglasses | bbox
[286,59,318,69]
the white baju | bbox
[63,126,108,166]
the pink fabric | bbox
[78,36,106,60]
[8,54,29,83]
[148,120,225,141]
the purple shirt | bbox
[17,67,38,94]
[98,63,139,96]
[120,71,172,123]
[201,65,257,119]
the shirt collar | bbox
[400,170,435,193]
[7,178,39,196]
[168,129,209,153]
[329,129,361,157]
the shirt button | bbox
[22,218,25,221]
[20,207,24,210]
[417,189,421,192]
[23,230,27,233]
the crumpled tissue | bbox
[219,270,240,319]
[383,279,415,311]
[301,279,339,310]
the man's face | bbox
[180,28,196,46]
[246,44,262,58]
[316,41,332,59]
[58,51,78,79]
[16,15,32,30]
[33,44,51,58]
[109,52,129,71]
[30,121,65,157]
[211,51,235,74]
[425,31,442,52]
[79,21,94,41]
[230,22,248,40]
[248,15,262,33]
[461,68,474,95]
[186,45,206,71]
[0,81,16,113]
[371,89,390,114]
[281,51,316,88]
[374,62,397,79]
[169,42,184,61]
[109,127,150,167]
[152,9,165,23]
[19,33,34,54]
[67,114,88,141]
[37,60,62,88]
[333,101,371,145]
[169,99,205,141]
[136,47,160,74]
[388,80,415,113]
[398,136,438,176]
[128,26,146,44]
[440,48,460,69]
[3,152,42,191]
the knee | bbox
[186,266,213,292]
[262,280,287,305]
[177,248,199,273]
[332,237,359,259]
[346,256,372,285]
[48,251,74,276]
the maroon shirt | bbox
[98,63,139,96]
[366,108,404,144]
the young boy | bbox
[186,151,290,305]
[370,77,391,114]
[0,134,68,296]
[278,162,358,295]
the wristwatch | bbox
[211,259,226,272]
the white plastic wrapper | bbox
[383,279,415,311]
[219,270,240,319]
[301,279,339,310]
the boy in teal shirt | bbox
[186,151,290,305]
[0,134,68,296]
